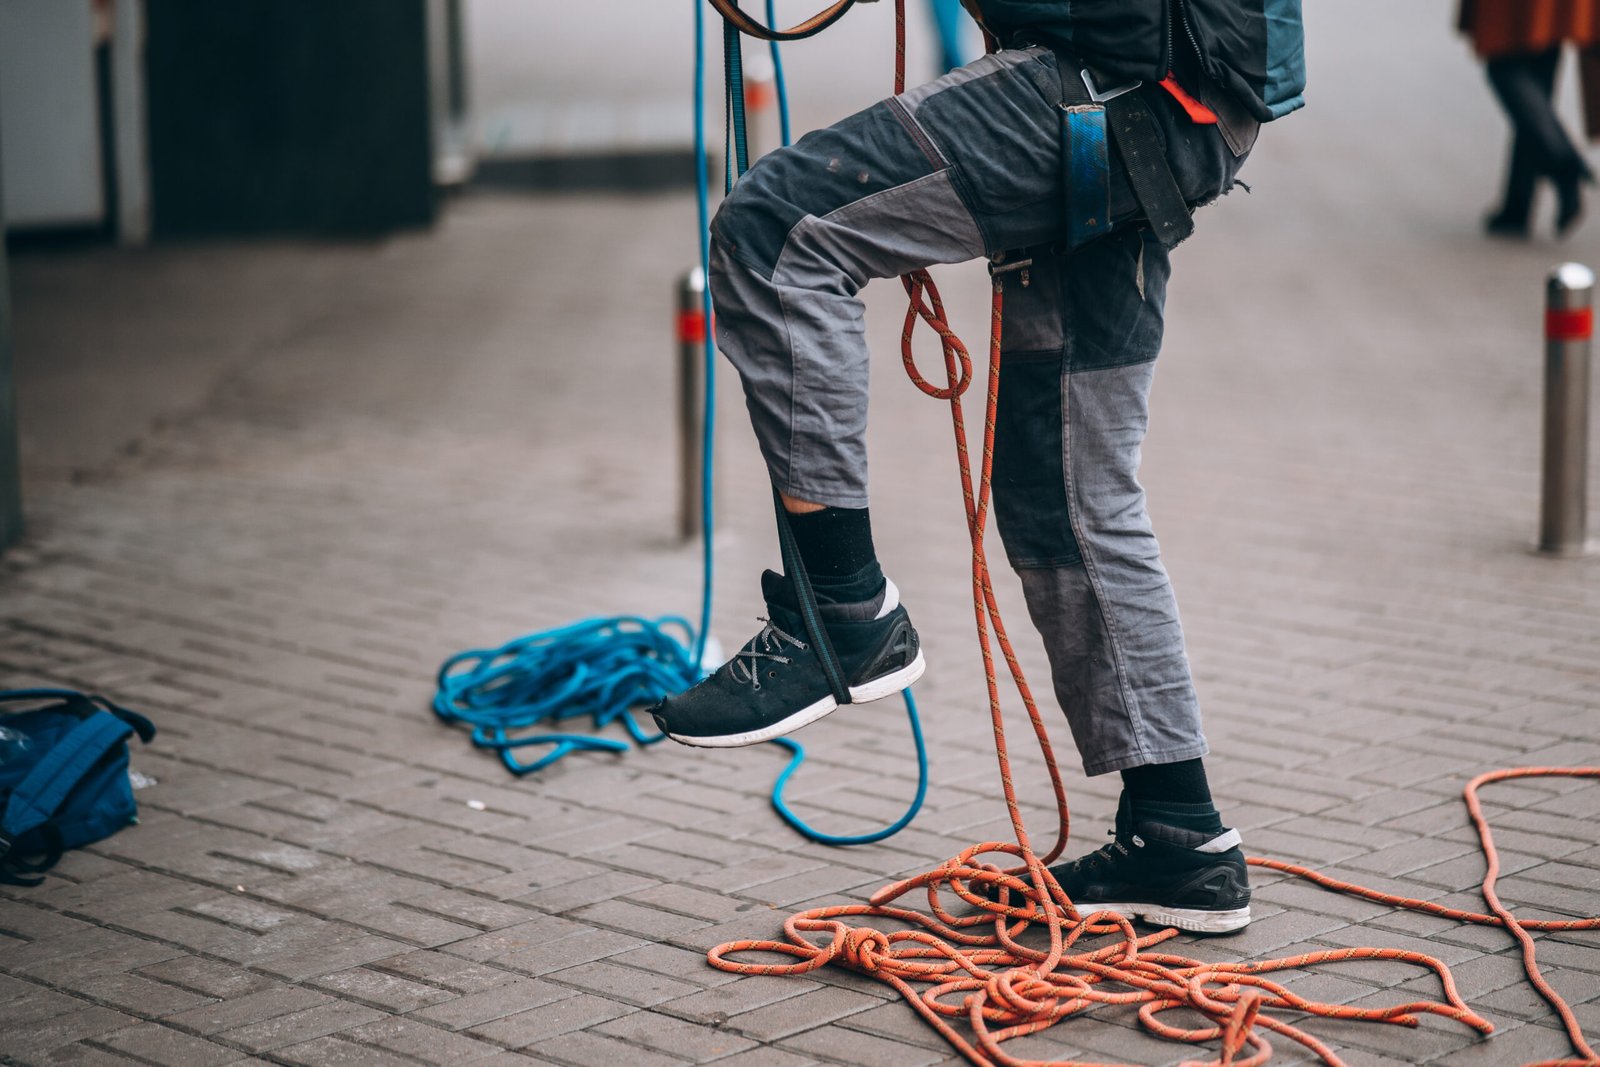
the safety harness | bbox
[1058,59,1196,250]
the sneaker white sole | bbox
[667,649,926,749]
[1081,902,1252,935]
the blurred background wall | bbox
[0,0,469,242]
[0,0,971,242]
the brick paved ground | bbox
[4,2,1599,1064]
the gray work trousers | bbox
[708,47,1246,776]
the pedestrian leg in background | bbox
[1486,48,1595,236]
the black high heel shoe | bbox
[1485,208,1531,238]
[1556,168,1594,239]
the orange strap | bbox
[1160,74,1219,124]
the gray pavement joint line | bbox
[0,857,454,971]
[0,910,556,1060]
[18,554,438,638]
[76,1038,179,1067]
[0,619,398,718]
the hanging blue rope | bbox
[430,0,929,849]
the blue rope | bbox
[430,0,929,850]
[766,0,793,147]
[433,617,689,775]
[769,689,929,845]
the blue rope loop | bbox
[429,1,929,849]
[432,616,694,775]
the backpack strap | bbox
[0,711,133,863]
[0,688,156,743]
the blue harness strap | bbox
[1061,103,1112,248]
[0,710,133,856]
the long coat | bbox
[1459,0,1600,57]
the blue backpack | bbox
[0,688,155,886]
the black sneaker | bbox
[987,795,1251,935]
[652,570,924,748]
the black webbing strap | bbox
[771,489,852,707]
[1107,93,1195,249]
[1055,54,1195,250]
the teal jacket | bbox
[973,0,1306,122]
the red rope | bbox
[708,6,1600,1064]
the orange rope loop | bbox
[703,0,857,41]
[708,5,1600,1063]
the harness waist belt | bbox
[1055,53,1195,250]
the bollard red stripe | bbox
[677,310,709,345]
[745,81,777,111]
[1546,307,1593,342]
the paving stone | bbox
[726,985,881,1041]
[408,976,571,1030]
[308,965,459,1013]
[33,1043,147,1067]
[661,976,818,1024]
[337,1015,509,1063]
[442,915,591,963]
[60,970,217,1017]
[546,960,704,1008]
[218,1000,387,1053]
[566,898,713,940]
[469,993,635,1049]
[698,1049,818,1067]
[134,955,278,1000]
[367,949,523,994]
[93,1022,248,1065]
[252,932,413,981]
[161,985,330,1036]
[7,1004,138,1058]
[271,1035,425,1067]
[485,926,648,977]
[532,1029,690,1067]
[781,1024,947,1067]
[606,942,743,988]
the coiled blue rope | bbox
[431,0,928,848]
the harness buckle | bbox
[1080,68,1141,104]
[988,254,1033,289]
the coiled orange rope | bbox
[707,5,1600,1064]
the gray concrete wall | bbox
[465,0,959,157]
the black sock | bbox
[784,505,878,575]
[1121,759,1221,831]
[810,560,885,605]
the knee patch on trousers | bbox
[993,353,1082,569]
[711,100,941,279]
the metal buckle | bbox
[1081,68,1141,104]
[988,253,1033,288]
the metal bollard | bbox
[743,51,777,162]
[677,268,710,542]
[1538,263,1595,557]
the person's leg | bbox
[656,49,1075,747]
[983,85,1252,930]
[1487,49,1592,234]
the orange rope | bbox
[708,6,1600,1064]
